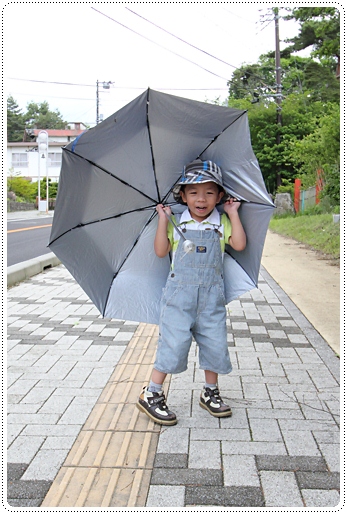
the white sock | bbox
[148,380,163,393]
[205,383,217,390]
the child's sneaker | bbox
[199,386,232,417]
[136,387,177,425]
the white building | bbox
[7,123,87,183]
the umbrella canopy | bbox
[49,89,274,324]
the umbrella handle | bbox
[163,210,195,253]
[163,210,187,241]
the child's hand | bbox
[224,198,241,216]
[156,204,172,220]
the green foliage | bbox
[295,200,334,215]
[39,178,59,199]
[269,213,340,259]
[7,98,68,141]
[321,167,340,205]
[276,179,294,199]
[228,53,339,104]
[7,175,59,202]
[227,8,340,198]
[7,167,21,184]
[284,7,340,62]
[228,54,339,194]
[290,102,339,200]
[25,101,66,130]
[229,92,336,193]
[301,60,339,102]
[7,177,37,202]
[7,96,25,142]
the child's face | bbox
[180,182,224,222]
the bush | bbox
[276,178,295,200]
[7,177,37,202]
[39,178,59,199]
[320,165,340,205]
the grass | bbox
[269,213,340,260]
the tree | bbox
[7,97,69,141]
[290,103,340,203]
[301,60,339,103]
[228,53,339,103]
[24,101,66,129]
[284,7,340,76]
[7,95,25,142]
[228,92,336,194]
[226,8,340,197]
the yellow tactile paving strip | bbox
[42,323,165,508]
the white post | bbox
[46,149,49,214]
[37,130,48,213]
[38,151,41,210]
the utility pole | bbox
[96,80,113,125]
[274,7,283,187]
[96,80,100,125]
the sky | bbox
[4,3,311,127]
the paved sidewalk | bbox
[6,264,340,508]
[7,210,54,221]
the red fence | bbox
[293,170,324,213]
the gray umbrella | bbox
[49,89,274,324]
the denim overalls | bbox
[154,226,232,375]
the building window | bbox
[12,153,28,168]
[48,153,62,167]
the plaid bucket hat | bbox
[172,159,229,204]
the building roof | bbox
[8,141,66,148]
[19,127,87,143]
[31,129,85,137]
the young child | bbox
[137,159,246,425]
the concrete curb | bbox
[7,253,61,288]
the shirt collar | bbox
[179,207,220,225]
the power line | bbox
[9,6,272,101]
[8,77,228,92]
[123,7,274,92]
[91,6,231,82]
[8,91,96,101]
[8,77,95,88]
[125,6,240,71]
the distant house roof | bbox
[8,141,65,148]
[32,128,85,138]
[23,127,86,142]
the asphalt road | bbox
[7,217,53,266]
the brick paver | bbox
[147,269,340,508]
[41,323,161,507]
[7,267,139,506]
[6,265,341,508]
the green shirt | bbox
[167,208,232,260]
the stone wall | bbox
[7,201,36,212]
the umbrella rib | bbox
[103,209,157,316]
[48,206,156,246]
[146,89,161,203]
[64,147,158,204]
[196,111,247,158]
